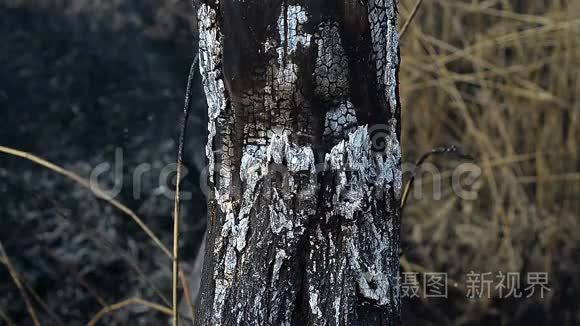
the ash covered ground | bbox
[0,4,207,324]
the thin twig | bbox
[400,0,424,41]
[22,174,173,308]
[21,275,64,325]
[0,145,172,258]
[41,248,127,325]
[0,217,62,325]
[0,241,41,326]
[173,56,198,326]
[87,297,173,326]
[400,145,473,213]
[49,206,171,307]
[6,179,173,313]
[0,306,16,326]
[179,269,196,323]
[0,156,197,320]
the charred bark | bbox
[195,0,402,325]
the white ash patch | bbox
[212,278,228,326]
[266,4,312,87]
[269,188,292,235]
[333,296,341,324]
[308,285,323,319]
[358,271,391,305]
[266,132,316,173]
[198,3,226,184]
[271,248,288,286]
[212,131,318,312]
[280,5,311,54]
[267,132,288,165]
[234,217,249,252]
[325,124,401,219]
[324,125,400,306]
[240,145,267,183]
[231,145,269,253]
[286,145,316,173]
[262,5,313,132]
[345,224,392,306]
[325,127,370,220]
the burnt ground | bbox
[0,5,207,325]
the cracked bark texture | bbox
[195,0,401,325]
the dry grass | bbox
[0,145,199,324]
[398,0,579,324]
[0,241,40,326]
[0,145,172,258]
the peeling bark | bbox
[195,1,401,325]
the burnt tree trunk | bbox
[195,0,402,324]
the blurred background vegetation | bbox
[0,0,579,325]
[399,0,579,324]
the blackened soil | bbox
[0,5,207,325]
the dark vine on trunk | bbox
[194,1,402,325]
